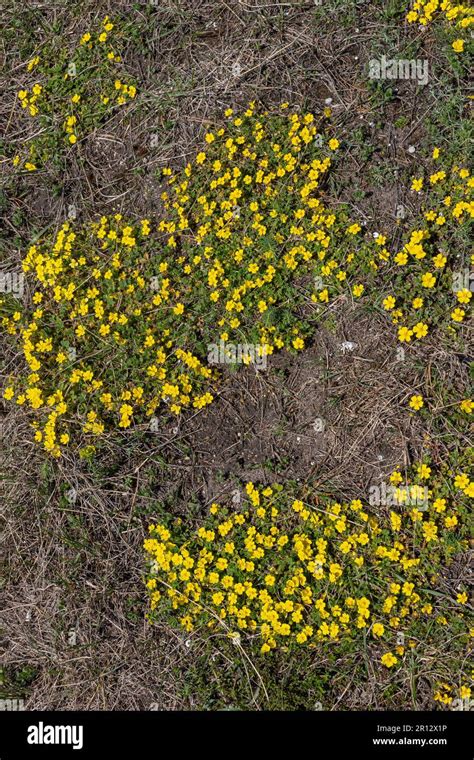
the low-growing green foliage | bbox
[12,15,137,172]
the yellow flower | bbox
[27,56,40,71]
[454,473,469,490]
[452,39,464,53]
[390,512,401,531]
[409,395,424,411]
[394,252,408,266]
[417,463,431,480]
[456,289,471,304]
[398,326,413,343]
[432,254,446,268]
[412,322,428,339]
[422,521,438,542]
[451,308,465,322]
[347,223,361,235]
[421,272,436,288]
[381,652,398,668]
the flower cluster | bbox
[157,103,378,355]
[3,105,379,455]
[434,681,473,706]
[406,1,474,54]
[13,16,136,171]
[144,463,471,671]
[1,216,217,456]
[381,155,473,341]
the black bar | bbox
[0,710,471,758]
